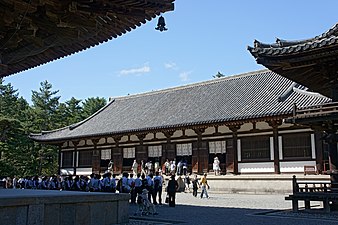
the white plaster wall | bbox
[238,123,252,132]
[204,127,215,135]
[238,162,275,173]
[169,130,180,138]
[156,132,166,139]
[78,140,86,146]
[120,136,128,142]
[185,129,196,136]
[76,168,93,175]
[130,134,139,141]
[97,138,105,145]
[218,125,231,133]
[280,161,316,173]
[256,121,270,129]
[106,137,115,144]
[60,168,74,175]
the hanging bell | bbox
[155,15,168,32]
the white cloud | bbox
[179,71,192,82]
[119,65,150,76]
[164,62,177,70]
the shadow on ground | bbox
[129,203,338,225]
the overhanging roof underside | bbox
[0,0,174,78]
[248,23,338,98]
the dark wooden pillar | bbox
[326,132,338,189]
[57,144,62,175]
[72,141,79,175]
[91,138,100,174]
[112,136,122,174]
[163,130,176,161]
[136,133,147,161]
[229,125,241,175]
[193,127,207,174]
[314,131,324,174]
[268,120,282,174]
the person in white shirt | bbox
[132,160,138,177]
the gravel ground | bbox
[127,192,338,225]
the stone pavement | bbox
[128,191,338,225]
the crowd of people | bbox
[2,157,213,214]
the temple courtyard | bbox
[129,190,338,225]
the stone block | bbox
[28,204,44,225]
[44,204,60,225]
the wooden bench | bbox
[285,175,338,213]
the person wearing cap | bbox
[199,173,210,199]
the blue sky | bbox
[4,0,338,104]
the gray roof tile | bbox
[30,70,330,142]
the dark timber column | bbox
[314,131,324,174]
[72,141,79,175]
[164,130,175,161]
[57,145,62,175]
[91,138,100,174]
[229,125,241,175]
[136,133,147,163]
[268,120,282,174]
[326,132,338,189]
[112,136,122,174]
[194,127,207,173]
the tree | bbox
[31,80,60,131]
[65,97,83,124]
[81,97,107,119]
[30,81,61,175]
[0,79,33,176]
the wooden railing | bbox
[285,175,338,213]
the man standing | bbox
[167,175,178,207]
[200,173,210,199]
[153,171,163,205]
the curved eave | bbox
[29,112,292,144]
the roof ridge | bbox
[111,69,270,101]
[316,22,338,39]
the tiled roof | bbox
[30,70,330,142]
[248,23,338,57]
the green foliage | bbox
[82,97,107,119]
[0,79,106,177]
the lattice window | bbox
[78,150,92,167]
[282,133,311,158]
[209,141,226,154]
[148,145,162,157]
[241,136,270,160]
[101,149,111,160]
[176,143,192,156]
[123,147,135,158]
[62,151,73,168]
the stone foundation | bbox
[0,189,129,225]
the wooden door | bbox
[226,140,234,173]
